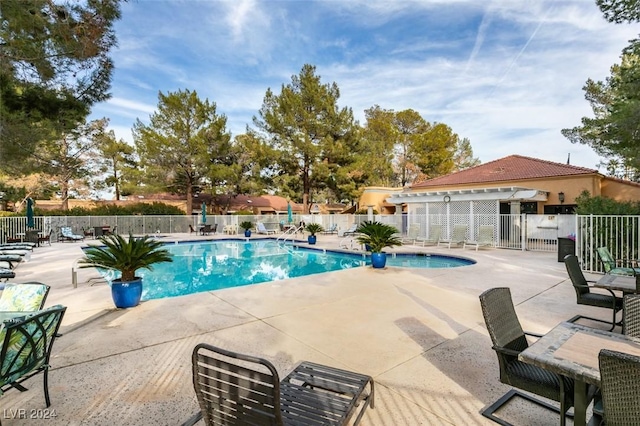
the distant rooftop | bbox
[411,155,597,189]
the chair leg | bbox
[482,389,571,426]
[567,314,618,332]
[44,368,51,407]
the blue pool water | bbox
[94,240,474,300]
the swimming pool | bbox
[95,240,474,300]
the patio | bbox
[1,234,609,425]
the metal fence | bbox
[576,215,640,274]
[3,212,638,273]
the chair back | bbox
[451,225,468,242]
[599,349,640,425]
[191,343,283,426]
[478,226,495,244]
[479,288,528,384]
[596,247,616,273]
[257,222,268,232]
[428,225,442,242]
[0,282,50,311]
[623,294,640,338]
[406,224,420,238]
[0,305,66,393]
[563,254,590,298]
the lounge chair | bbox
[0,254,23,268]
[59,227,84,242]
[223,224,238,235]
[322,223,338,234]
[463,225,495,251]
[564,254,622,331]
[438,224,468,248]
[479,287,576,426]
[38,229,52,246]
[0,268,15,280]
[185,343,374,426]
[596,246,639,276]
[0,305,67,407]
[0,282,51,311]
[256,222,276,235]
[0,243,34,250]
[416,224,442,246]
[401,223,420,245]
[339,223,358,237]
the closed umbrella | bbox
[287,202,293,224]
[26,197,35,228]
[201,202,207,224]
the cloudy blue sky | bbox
[89,0,639,172]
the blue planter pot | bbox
[111,278,143,308]
[308,235,317,245]
[244,230,251,237]
[371,252,387,269]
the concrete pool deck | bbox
[1,234,609,425]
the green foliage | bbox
[355,221,402,253]
[574,190,640,215]
[239,221,253,231]
[596,0,640,23]
[0,0,122,172]
[34,202,184,216]
[134,89,231,215]
[304,223,324,236]
[79,234,173,282]
[254,64,358,211]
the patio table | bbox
[519,321,640,426]
[595,274,639,294]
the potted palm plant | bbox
[240,221,253,237]
[355,221,402,268]
[304,223,324,245]
[79,234,173,308]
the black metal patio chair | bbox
[564,254,623,331]
[183,343,374,426]
[479,287,575,426]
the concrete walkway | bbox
[1,234,609,425]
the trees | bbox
[253,64,358,213]
[360,106,468,187]
[133,89,231,214]
[562,0,640,180]
[93,126,137,200]
[1,0,122,171]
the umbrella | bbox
[201,202,207,224]
[26,197,35,228]
[287,202,293,223]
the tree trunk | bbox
[186,182,193,215]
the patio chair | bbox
[339,223,358,237]
[256,222,276,235]
[438,224,468,248]
[0,305,67,407]
[322,223,339,234]
[401,223,420,245]
[464,225,495,251]
[188,224,196,234]
[199,224,213,236]
[479,287,575,426]
[623,294,640,338]
[596,246,639,276]
[59,227,84,242]
[185,343,374,426]
[38,229,52,246]
[0,282,50,311]
[0,268,15,281]
[598,348,640,425]
[415,224,442,246]
[564,254,622,331]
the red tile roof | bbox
[411,155,598,189]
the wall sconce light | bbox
[558,192,565,204]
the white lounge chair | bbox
[417,224,442,246]
[464,225,495,251]
[256,222,276,235]
[438,225,468,249]
[338,224,358,237]
[402,223,421,245]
